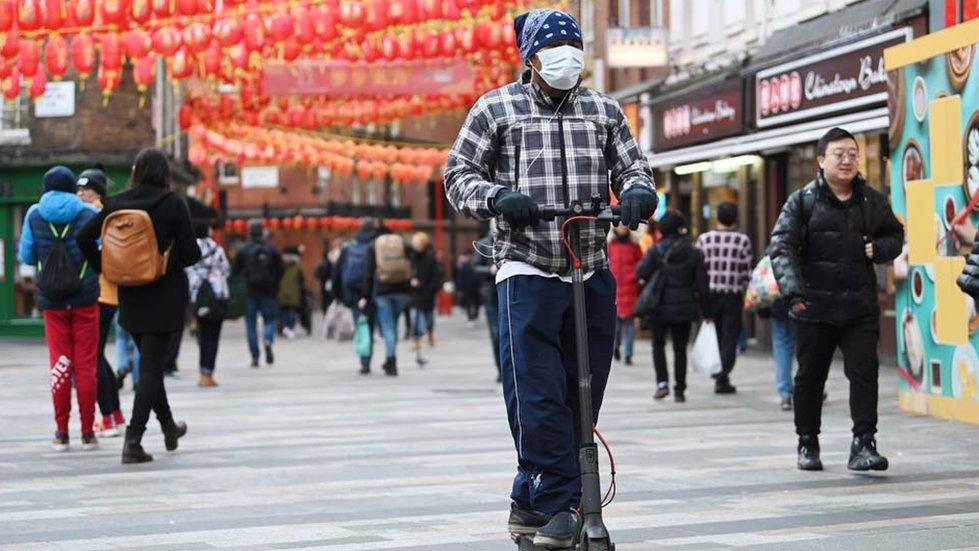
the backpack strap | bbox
[40,221,88,279]
[660,239,684,266]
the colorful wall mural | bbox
[885,20,979,424]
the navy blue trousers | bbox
[497,270,616,514]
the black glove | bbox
[492,189,540,230]
[618,187,658,230]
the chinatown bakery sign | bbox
[754,27,912,128]
[653,79,743,150]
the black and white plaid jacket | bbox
[444,72,654,274]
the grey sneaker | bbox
[533,509,580,549]
[507,502,550,536]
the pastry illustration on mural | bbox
[902,309,925,381]
[964,116,979,210]
[903,139,925,188]
[951,345,979,400]
[947,45,973,92]
[912,76,927,122]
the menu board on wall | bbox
[652,79,743,150]
[754,27,912,128]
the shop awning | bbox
[646,107,888,169]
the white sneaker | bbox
[98,425,120,438]
[51,433,69,452]
[283,328,296,340]
[81,435,99,451]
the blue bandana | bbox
[514,9,582,63]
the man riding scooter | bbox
[444,8,657,548]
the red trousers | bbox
[43,303,99,435]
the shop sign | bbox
[241,166,279,188]
[653,79,743,150]
[754,27,912,128]
[34,81,75,118]
[606,27,668,69]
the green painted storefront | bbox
[0,164,129,337]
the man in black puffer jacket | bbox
[769,127,904,473]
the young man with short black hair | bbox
[769,127,904,472]
[696,201,753,394]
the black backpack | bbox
[245,242,277,289]
[194,279,227,320]
[37,222,86,303]
[632,239,683,317]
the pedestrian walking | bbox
[473,223,501,382]
[314,241,333,317]
[357,224,411,376]
[186,221,231,387]
[408,232,440,363]
[278,246,304,339]
[78,148,202,464]
[636,212,710,402]
[695,201,753,394]
[76,165,126,437]
[334,219,378,374]
[608,224,642,365]
[455,254,481,325]
[18,166,101,452]
[444,7,657,546]
[769,127,904,472]
[114,318,140,389]
[232,220,284,367]
[765,298,797,411]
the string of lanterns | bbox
[223,215,414,234]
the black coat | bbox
[635,235,709,324]
[769,173,904,325]
[78,185,202,335]
[408,247,441,309]
[958,241,979,299]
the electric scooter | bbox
[510,195,626,551]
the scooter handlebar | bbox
[539,204,622,222]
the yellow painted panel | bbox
[929,96,963,184]
[885,18,979,70]
[906,179,937,264]
[899,390,979,425]
[935,257,969,344]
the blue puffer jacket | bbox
[18,191,99,310]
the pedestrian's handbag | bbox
[632,240,682,317]
[353,315,372,357]
[691,321,723,376]
[335,306,355,341]
[194,279,227,321]
[743,256,781,312]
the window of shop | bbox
[10,205,40,320]
[0,85,30,145]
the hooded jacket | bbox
[78,185,202,334]
[278,252,304,308]
[18,191,100,310]
[608,234,643,318]
[408,245,441,310]
[768,173,904,325]
[444,71,655,275]
[635,235,710,324]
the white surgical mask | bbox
[534,45,584,91]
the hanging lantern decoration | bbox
[152,26,181,56]
[150,0,169,17]
[243,13,265,52]
[422,0,442,20]
[201,40,221,77]
[294,7,315,46]
[100,0,129,27]
[281,37,301,61]
[44,32,68,79]
[122,28,150,60]
[69,0,94,25]
[176,0,196,16]
[130,0,150,23]
[98,63,121,104]
[100,32,122,71]
[41,0,65,29]
[319,216,332,230]
[133,54,156,103]
[0,0,14,31]
[2,64,19,100]
[28,64,45,98]
[17,0,40,31]
[17,38,39,77]
[213,17,242,47]
[168,48,192,79]
[292,214,304,229]
[270,11,294,42]
[339,0,363,26]
[440,29,457,58]
[363,0,388,32]
[182,22,210,54]
[178,103,192,130]
[313,5,337,42]
[70,33,95,85]
[234,218,247,233]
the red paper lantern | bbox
[69,0,94,24]
[99,0,129,26]
[178,104,192,130]
[0,1,14,31]
[422,0,442,19]
[292,214,303,228]
[319,216,332,229]
[282,216,293,229]
[281,37,301,61]
[41,0,64,28]
[150,0,169,16]
[439,30,456,57]
[168,48,192,79]
[381,34,398,61]
[130,0,150,23]
[17,0,40,31]
[152,26,181,56]
[70,33,95,78]
[234,218,247,233]
[397,30,417,60]
[363,0,388,31]
[294,7,315,45]
[0,58,11,78]
[182,22,210,54]
[270,11,294,42]
[339,0,363,26]
[44,33,68,79]
[313,5,338,41]
[100,32,122,71]
[2,64,18,99]
[133,54,155,92]
[176,0,196,16]
[243,14,265,52]
[17,38,39,77]
[213,18,242,47]
[122,28,150,59]
[97,65,121,99]
[28,65,46,98]
[201,41,221,77]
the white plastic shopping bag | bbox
[691,321,723,376]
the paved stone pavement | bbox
[1,313,978,551]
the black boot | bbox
[848,434,888,471]
[382,357,398,376]
[121,426,153,464]
[161,420,187,451]
[797,434,823,471]
[533,509,581,549]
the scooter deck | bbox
[512,535,615,551]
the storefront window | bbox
[11,205,40,319]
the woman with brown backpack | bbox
[79,148,202,464]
